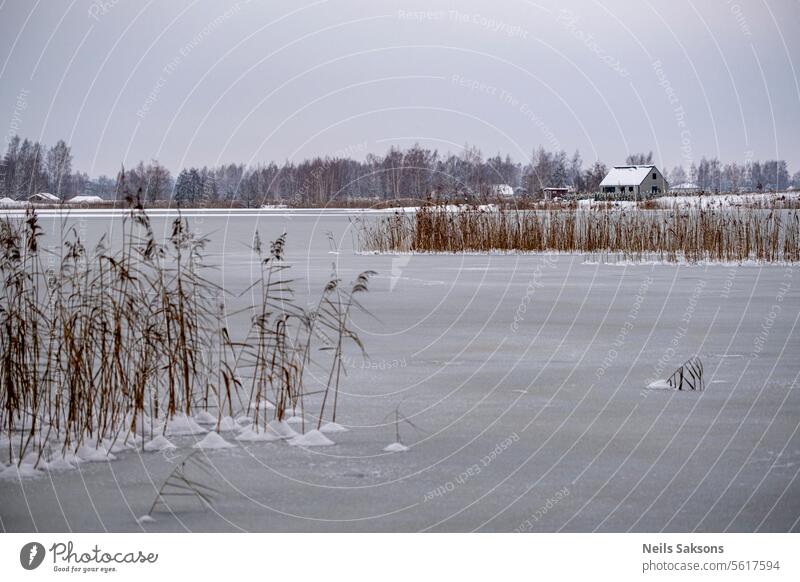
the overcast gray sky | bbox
[1,0,798,176]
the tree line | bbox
[2,135,798,205]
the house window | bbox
[628,186,633,192]
[652,173,657,179]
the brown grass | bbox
[0,202,373,467]
[355,204,799,263]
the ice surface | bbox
[1,211,797,533]
[235,427,280,442]
[319,422,349,433]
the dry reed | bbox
[0,201,372,468]
[355,204,799,263]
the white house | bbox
[66,195,105,205]
[599,165,668,198]
[489,184,515,197]
[0,197,24,207]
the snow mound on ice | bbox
[235,427,280,442]
[0,463,44,480]
[646,380,673,390]
[104,433,140,453]
[164,414,208,436]
[143,435,176,452]
[319,422,349,433]
[255,400,276,410]
[285,414,305,425]
[216,416,239,432]
[136,515,156,524]
[235,415,252,427]
[43,456,80,471]
[194,410,217,424]
[288,430,334,447]
[383,442,409,453]
[132,415,158,436]
[193,432,235,449]
[266,421,298,440]
[76,443,116,462]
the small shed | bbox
[543,187,569,200]
[28,192,60,203]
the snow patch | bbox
[319,422,349,433]
[193,432,235,449]
[43,455,80,471]
[164,414,208,436]
[235,427,280,442]
[216,416,239,432]
[103,433,140,453]
[143,435,176,452]
[383,442,409,453]
[288,430,335,447]
[194,410,217,424]
[136,515,156,524]
[0,463,44,480]
[265,421,298,440]
[76,443,116,462]
[646,380,673,390]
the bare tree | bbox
[46,140,72,199]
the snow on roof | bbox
[600,165,655,187]
[29,192,60,201]
[66,195,105,204]
[0,197,24,207]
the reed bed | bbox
[0,203,373,468]
[355,205,800,263]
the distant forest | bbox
[1,134,797,206]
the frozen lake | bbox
[1,209,798,532]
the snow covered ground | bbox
[652,191,799,209]
[0,210,798,532]
[578,191,799,209]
